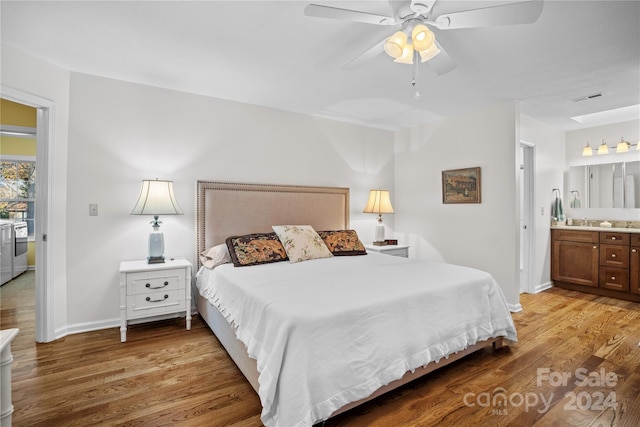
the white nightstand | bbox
[365,244,410,258]
[119,257,192,342]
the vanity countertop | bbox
[551,225,640,234]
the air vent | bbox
[572,92,604,102]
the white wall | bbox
[1,43,71,338]
[565,119,640,221]
[65,72,394,331]
[393,101,521,309]
[520,115,566,291]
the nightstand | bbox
[119,258,192,342]
[365,244,410,258]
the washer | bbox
[0,222,12,285]
[0,220,28,285]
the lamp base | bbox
[147,256,165,264]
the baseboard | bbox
[534,281,553,293]
[56,310,197,340]
[508,303,523,313]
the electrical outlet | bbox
[89,204,98,216]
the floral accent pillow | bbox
[317,230,367,256]
[272,225,333,263]
[200,243,232,269]
[225,232,288,267]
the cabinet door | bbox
[552,240,599,287]
[631,246,639,295]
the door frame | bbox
[1,85,55,342]
[519,140,535,294]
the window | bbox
[0,158,36,237]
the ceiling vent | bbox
[572,92,604,102]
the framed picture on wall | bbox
[442,167,481,204]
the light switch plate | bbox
[89,204,98,216]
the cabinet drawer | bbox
[599,267,629,292]
[126,289,184,319]
[552,229,598,243]
[600,232,629,245]
[599,244,629,268]
[126,268,183,295]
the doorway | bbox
[1,87,53,342]
[520,142,535,293]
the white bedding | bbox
[196,252,517,427]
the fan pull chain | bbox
[412,49,421,99]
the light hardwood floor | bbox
[1,271,639,426]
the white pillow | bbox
[272,225,333,263]
[200,243,232,269]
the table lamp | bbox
[363,189,394,245]
[130,179,183,263]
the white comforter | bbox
[196,252,517,427]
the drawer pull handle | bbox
[593,245,598,249]
[145,281,169,289]
[611,254,616,258]
[146,294,169,303]
[611,236,616,240]
[611,276,616,281]
[633,249,638,253]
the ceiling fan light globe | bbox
[412,24,434,52]
[384,31,407,58]
[419,44,441,62]
[394,44,415,64]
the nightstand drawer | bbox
[126,269,183,295]
[126,289,183,319]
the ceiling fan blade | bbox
[343,38,387,70]
[431,0,543,30]
[304,4,396,26]
[427,41,457,75]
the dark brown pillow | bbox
[225,232,288,267]
[317,230,367,256]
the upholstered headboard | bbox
[195,181,350,266]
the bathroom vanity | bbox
[551,226,640,302]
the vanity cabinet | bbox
[551,230,599,288]
[551,228,640,302]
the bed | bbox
[194,181,517,427]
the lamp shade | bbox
[363,190,395,215]
[616,137,630,153]
[130,179,183,216]
[581,141,593,157]
[597,140,609,155]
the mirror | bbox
[568,161,640,209]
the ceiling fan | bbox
[304,0,544,74]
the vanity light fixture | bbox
[131,179,183,264]
[582,136,639,156]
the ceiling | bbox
[1,1,639,132]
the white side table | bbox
[1,328,19,427]
[365,244,410,258]
[119,258,192,342]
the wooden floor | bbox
[1,271,639,427]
